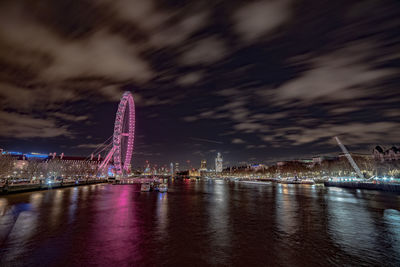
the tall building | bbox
[170,162,174,175]
[175,162,180,173]
[215,153,223,173]
[200,159,207,171]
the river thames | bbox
[0,180,399,266]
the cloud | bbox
[183,116,198,122]
[328,106,361,115]
[272,42,396,106]
[103,0,209,48]
[176,72,203,86]
[384,109,400,118]
[97,85,126,102]
[0,82,79,111]
[133,93,174,107]
[75,143,108,149]
[0,111,71,138]
[0,4,153,82]
[180,37,227,65]
[232,138,246,144]
[0,83,36,109]
[45,31,153,82]
[233,0,292,42]
[189,137,223,144]
[234,122,269,133]
[105,0,168,31]
[216,88,241,97]
[149,12,209,48]
[51,112,89,122]
[283,122,400,146]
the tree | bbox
[0,155,16,179]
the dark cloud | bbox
[0,111,71,138]
[233,0,292,41]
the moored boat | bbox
[159,183,168,193]
[140,183,151,192]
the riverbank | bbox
[0,179,108,194]
[324,181,400,193]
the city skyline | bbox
[0,0,399,167]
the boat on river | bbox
[159,183,168,193]
[279,177,315,184]
[239,180,271,185]
[140,183,151,192]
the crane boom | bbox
[334,136,364,179]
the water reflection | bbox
[0,198,7,215]
[50,189,64,228]
[88,186,141,265]
[383,209,400,255]
[0,182,399,266]
[327,188,379,264]
[207,181,230,265]
[68,187,78,223]
[156,192,168,239]
[1,203,37,264]
[275,184,299,235]
[29,192,43,210]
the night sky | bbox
[0,0,399,168]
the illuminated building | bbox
[215,153,223,173]
[200,159,207,171]
[0,150,103,179]
[175,162,179,173]
[373,146,400,162]
[144,161,151,174]
[189,169,200,177]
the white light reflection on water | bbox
[327,188,378,260]
[50,189,64,228]
[1,203,38,264]
[383,209,400,254]
[155,192,168,239]
[275,184,299,235]
[207,180,231,265]
[68,187,79,223]
[80,185,89,201]
[29,192,43,210]
[0,198,8,216]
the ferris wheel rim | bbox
[112,92,135,176]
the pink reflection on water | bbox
[81,185,142,265]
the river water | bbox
[0,180,399,266]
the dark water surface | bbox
[0,180,399,266]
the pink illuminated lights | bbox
[99,92,135,176]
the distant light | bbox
[26,154,48,159]
[8,151,23,155]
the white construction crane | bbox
[334,136,364,179]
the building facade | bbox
[373,146,400,162]
[200,160,207,171]
[215,153,223,173]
